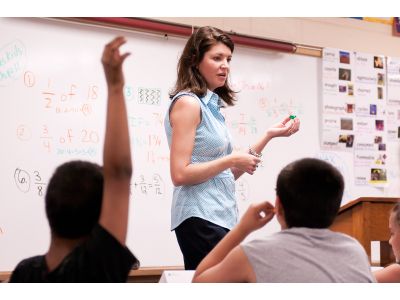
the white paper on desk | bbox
[159,270,195,283]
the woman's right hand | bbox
[230,153,261,175]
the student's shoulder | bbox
[89,224,139,264]
[241,232,283,252]
[10,255,45,282]
[14,255,45,270]
[328,230,367,251]
[329,230,359,242]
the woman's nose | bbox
[221,60,229,69]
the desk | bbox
[0,272,9,283]
[0,266,184,283]
[128,266,184,283]
[330,197,399,266]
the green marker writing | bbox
[289,114,296,120]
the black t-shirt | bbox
[9,225,139,282]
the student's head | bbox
[275,158,344,229]
[170,26,236,105]
[389,203,400,262]
[45,160,103,239]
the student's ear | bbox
[275,197,287,229]
[275,197,283,215]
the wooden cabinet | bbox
[330,197,399,266]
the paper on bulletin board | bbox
[322,48,390,188]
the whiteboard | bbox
[1,18,399,272]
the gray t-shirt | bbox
[241,227,375,282]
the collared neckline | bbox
[202,89,220,107]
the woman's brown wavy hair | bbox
[169,26,237,106]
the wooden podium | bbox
[330,197,399,266]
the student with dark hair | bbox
[374,202,400,282]
[165,26,300,270]
[10,36,139,282]
[192,158,374,282]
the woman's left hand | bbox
[266,115,300,139]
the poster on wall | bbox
[322,48,355,152]
[322,48,390,187]
[353,52,387,187]
[386,57,400,141]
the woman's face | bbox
[198,42,232,91]
[389,212,400,262]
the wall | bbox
[152,17,400,57]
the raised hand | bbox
[101,36,131,88]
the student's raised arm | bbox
[193,201,275,282]
[99,36,132,245]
